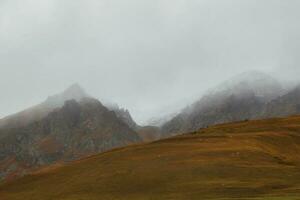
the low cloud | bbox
[0,0,299,124]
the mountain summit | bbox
[161,71,287,136]
[45,83,89,107]
[208,71,284,101]
[0,84,90,129]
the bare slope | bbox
[1,116,300,199]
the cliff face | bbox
[0,98,141,181]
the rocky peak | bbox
[45,84,89,108]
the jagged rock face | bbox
[105,104,138,130]
[0,98,140,181]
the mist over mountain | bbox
[208,71,285,102]
[45,83,90,107]
[1,70,300,182]
[145,112,178,127]
[161,71,296,136]
[1,1,300,199]
[0,84,89,129]
[0,84,145,181]
[0,71,300,182]
[0,84,138,131]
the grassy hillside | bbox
[1,116,300,200]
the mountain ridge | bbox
[0,84,139,131]
[0,96,141,181]
[161,71,300,136]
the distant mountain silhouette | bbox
[161,71,289,136]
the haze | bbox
[1,0,300,124]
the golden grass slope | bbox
[1,116,300,200]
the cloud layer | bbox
[1,0,300,124]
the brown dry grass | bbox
[1,116,300,200]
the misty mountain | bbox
[0,84,88,129]
[161,71,287,136]
[209,71,285,102]
[0,98,141,181]
[0,84,138,131]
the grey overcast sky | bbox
[0,0,300,124]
